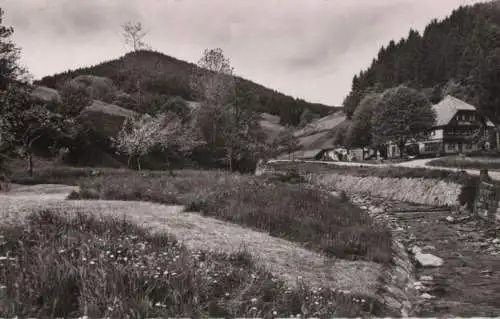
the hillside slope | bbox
[36,50,338,126]
[343,0,500,122]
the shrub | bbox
[458,176,481,212]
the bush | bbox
[0,210,375,318]
[458,176,481,212]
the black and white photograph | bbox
[1,0,500,317]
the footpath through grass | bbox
[0,210,376,318]
[58,168,392,264]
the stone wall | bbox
[310,174,461,207]
[257,163,463,206]
[473,169,500,222]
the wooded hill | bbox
[343,0,500,122]
[36,50,338,127]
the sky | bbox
[1,0,487,106]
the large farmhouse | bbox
[387,95,497,158]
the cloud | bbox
[1,0,487,106]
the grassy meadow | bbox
[0,210,376,318]
[0,157,392,317]
[427,156,500,171]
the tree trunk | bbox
[227,147,233,172]
[127,155,132,169]
[28,152,34,177]
[137,156,141,171]
[399,143,405,159]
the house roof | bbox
[433,95,476,126]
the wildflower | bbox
[314,301,319,305]
[225,292,230,297]
[297,275,303,280]
[163,270,169,275]
[110,255,115,259]
[251,297,258,303]
[90,261,96,265]
[272,310,278,316]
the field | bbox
[427,156,500,171]
[0,158,392,317]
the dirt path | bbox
[351,194,500,317]
[0,184,382,298]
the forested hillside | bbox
[36,50,337,126]
[343,0,500,122]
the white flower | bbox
[251,297,258,303]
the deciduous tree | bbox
[345,92,382,148]
[122,21,149,52]
[113,112,204,172]
[190,48,268,171]
[371,85,435,157]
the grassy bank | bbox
[427,156,500,171]
[268,161,471,182]
[66,169,392,264]
[0,210,375,318]
[266,161,492,211]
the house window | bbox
[424,142,440,153]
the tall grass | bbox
[268,161,469,182]
[0,210,376,318]
[68,170,392,264]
